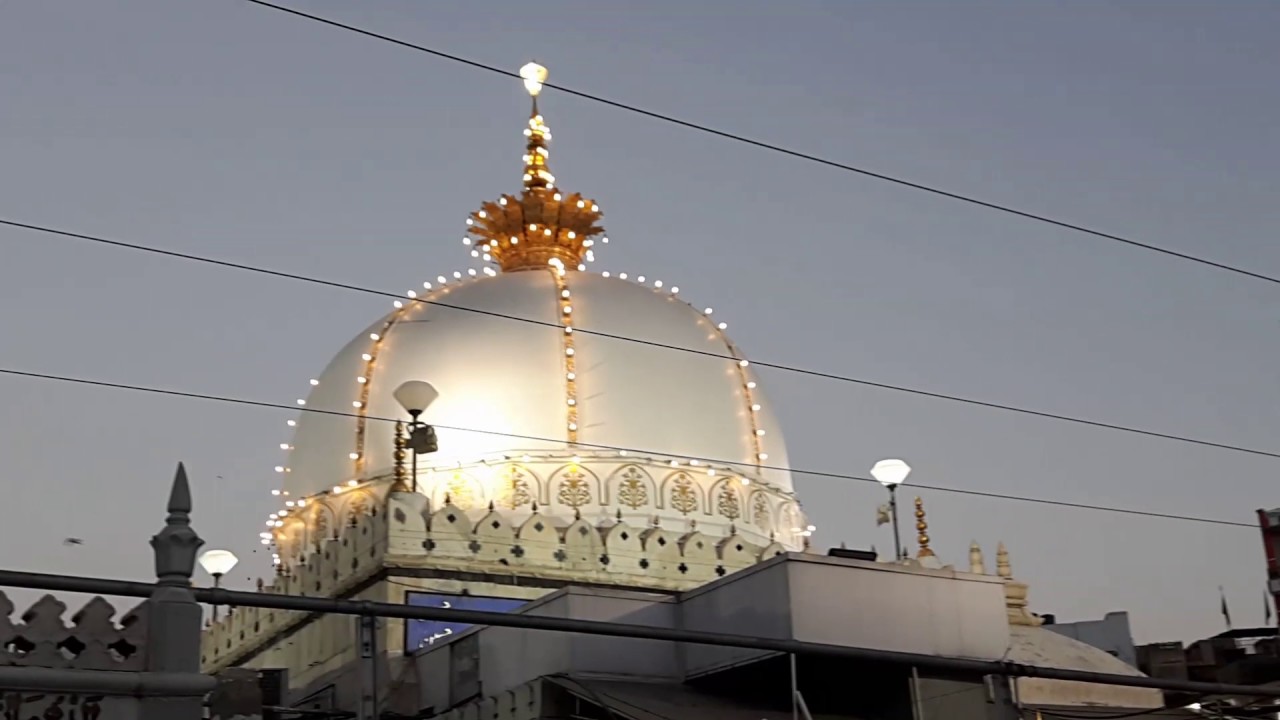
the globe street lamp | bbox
[394,380,440,494]
[198,549,238,620]
[870,459,911,561]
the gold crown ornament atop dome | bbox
[465,62,607,273]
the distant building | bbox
[1042,611,1139,668]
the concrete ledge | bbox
[0,667,216,697]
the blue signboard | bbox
[404,592,528,652]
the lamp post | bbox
[197,549,238,620]
[394,380,440,494]
[870,459,911,561]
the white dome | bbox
[281,268,804,548]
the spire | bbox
[969,541,986,574]
[466,61,606,273]
[914,497,934,558]
[996,541,1012,578]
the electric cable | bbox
[242,0,1280,289]
[4,216,1278,464]
[0,365,1257,530]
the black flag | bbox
[1220,586,1233,629]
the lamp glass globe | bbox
[870,459,911,488]
[198,549,239,577]
[394,380,439,415]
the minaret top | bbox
[465,61,607,273]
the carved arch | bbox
[605,464,656,511]
[491,463,542,510]
[709,478,744,520]
[748,490,773,531]
[550,464,601,510]
[430,471,484,511]
[659,471,704,516]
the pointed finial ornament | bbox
[969,541,987,574]
[616,508,623,521]
[996,541,1012,578]
[914,497,934,558]
[150,463,204,587]
[466,61,606,273]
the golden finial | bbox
[969,541,986,575]
[391,421,410,493]
[996,541,1012,578]
[466,61,606,273]
[914,497,934,558]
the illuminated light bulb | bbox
[554,193,562,201]
[602,271,611,278]
[619,450,628,456]
[707,468,716,476]
[591,204,599,212]
[718,322,728,330]
[690,459,701,466]
[361,353,373,361]
[522,454,532,462]
[567,231,577,239]
[275,520,284,527]
[529,223,538,231]
[739,360,749,368]
[585,251,595,262]
[619,273,628,280]
[279,443,290,450]
[561,290,571,298]
[269,512,278,519]
[669,460,679,467]
[543,228,552,236]
[479,209,489,217]
[309,378,319,386]
[260,532,272,538]
[510,236,519,244]
[654,280,663,288]
[393,300,404,308]
[265,520,274,527]
[704,308,713,315]
[582,239,593,247]
[348,479,358,487]
[407,290,418,298]
[671,286,679,294]
[482,253,492,261]
[568,422,578,430]
[437,275,447,283]
[565,348,575,356]
[577,263,586,271]
[278,508,289,516]
[333,485,342,493]
[453,271,462,279]
[468,269,477,276]
[758,453,769,460]
[566,371,576,380]
[349,452,359,460]
[740,477,751,486]
[523,173,532,181]
[746,381,756,389]
[298,499,306,507]
[296,399,306,406]
[484,267,497,276]
[564,327,573,334]
[601,237,609,243]
[287,420,297,427]
[577,200,585,208]
[751,404,762,411]
[271,489,281,496]
[352,401,363,408]
[756,429,766,436]
[571,454,581,463]
[567,398,576,406]
[498,198,507,206]
[637,276,646,283]
[466,218,473,225]
[423,282,433,289]
[370,333,381,341]
[285,500,296,507]
[562,306,572,314]
[260,538,270,545]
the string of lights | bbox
[242,0,1280,290]
[0,365,1256,530]
[4,214,1278,465]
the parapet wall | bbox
[0,591,148,671]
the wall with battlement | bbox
[0,591,148,671]
[201,487,790,677]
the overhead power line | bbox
[4,215,1278,464]
[0,366,1256,529]
[243,0,1280,289]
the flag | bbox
[1266,590,1273,626]
[876,504,891,527]
[1220,586,1232,629]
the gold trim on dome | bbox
[466,62,606,273]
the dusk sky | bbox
[1,1,1278,644]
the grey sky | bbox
[1,0,1276,643]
